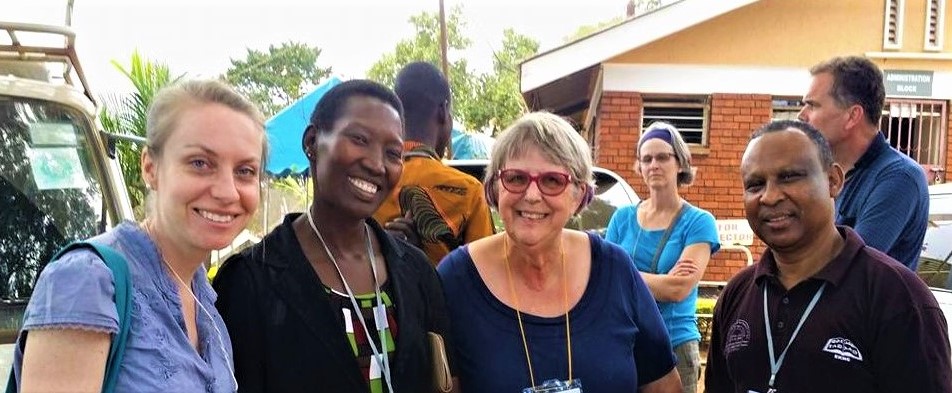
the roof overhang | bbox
[522,64,599,117]
[519,0,762,93]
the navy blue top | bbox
[835,132,928,270]
[437,233,676,392]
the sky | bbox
[3,0,629,96]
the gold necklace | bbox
[503,234,573,387]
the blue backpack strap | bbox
[80,242,132,393]
[6,241,132,393]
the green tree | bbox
[630,0,664,15]
[468,29,539,134]
[367,5,476,127]
[563,16,624,43]
[224,42,332,117]
[564,0,668,43]
[367,6,539,134]
[99,51,183,218]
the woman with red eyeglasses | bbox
[437,112,681,393]
[605,121,721,393]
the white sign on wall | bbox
[716,219,755,246]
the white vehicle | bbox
[0,21,134,383]
[919,183,952,288]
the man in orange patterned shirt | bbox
[374,62,494,265]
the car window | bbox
[566,171,639,236]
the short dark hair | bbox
[394,62,450,138]
[810,56,885,125]
[751,120,834,168]
[309,79,404,133]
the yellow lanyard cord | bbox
[504,235,573,387]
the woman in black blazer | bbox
[214,80,453,393]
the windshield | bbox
[0,95,104,301]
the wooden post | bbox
[438,0,450,81]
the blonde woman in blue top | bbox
[13,80,265,392]
[606,121,720,393]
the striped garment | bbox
[326,281,399,393]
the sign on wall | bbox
[716,219,755,246]
[883,70,934,97]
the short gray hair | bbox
[484,112,594,207]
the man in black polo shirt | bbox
[704,120,951,393]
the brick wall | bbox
[596,92,774,282]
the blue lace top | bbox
[12,221,236,392]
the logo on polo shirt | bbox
[822,337,863,362]
[725,319,751,355]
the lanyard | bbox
[763,282,827,389]
[503,235,573,388]
[306,210,394,392]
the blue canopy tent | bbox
[451,128,495,159]
[265,76,343,176]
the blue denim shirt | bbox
[13,221,236,392]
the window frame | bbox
[883,0,905,50]
[771,96,803,121]
[925,0,946,51]
[641,95,711,147]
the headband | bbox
[639,127,674,148]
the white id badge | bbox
[369,354,382,379]
[522,378,582,393]
[375,303,389,330]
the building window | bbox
[772,97,803,121]
[883,0,905,49]
[925,0,945,51]
[879,100,947,176]
[641,96,709,146]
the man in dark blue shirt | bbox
[798,56,928,270]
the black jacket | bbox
[213,214,452,393]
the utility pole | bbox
[438,0,450,81]
[66,0,75,26]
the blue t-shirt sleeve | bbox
[684,208,721,254]
[437,247,467,280]
[23,248,119,333]
[606,204,634,244]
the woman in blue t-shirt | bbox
[606,121,721,393]
[439,112,681,393]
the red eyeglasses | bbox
[497,169,574,196]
